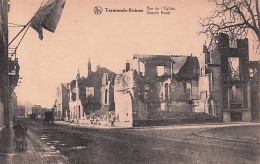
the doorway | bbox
[230,112,242,122]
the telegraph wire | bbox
[8,23,26,28]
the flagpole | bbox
[10,23,31,58]
[8,0,45,46]
[8,19,32,46]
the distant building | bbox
[15,106,25,117]
[32,105,46,118]
[54,83,70,120]
[202,33,251,122]
[114,55,200,127]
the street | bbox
[0,1,260,164]
[23,119,260,164]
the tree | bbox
[200,0,260,51]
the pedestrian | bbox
[14,120,28,150]
[111,115,115,126]
[13,115,16,127]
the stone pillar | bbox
[242,111,251,122]
[227,85,230,109]
[242,85,244,108]
[224,86,231,122]
[247,82,251,109]
[242,82,252,121]
[223,111,231,122]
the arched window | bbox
[165,83,169,100]
[105,89,108,104]
[78,106,81,118]
[209,72,214,91]
[139,62,145,76]
[103,73,108,85]
[229,57,240,80]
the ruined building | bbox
[203,33,252,122]
[114,55,200,127]
[15,106,26,117]
[249,61,260,121]
[54,83,70,120]
[69,60,116,123]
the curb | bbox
[56,121,260,130]
[194,127,260,145]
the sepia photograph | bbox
[0,0,260,163]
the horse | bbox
[43,111,54,125]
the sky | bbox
[9,0,259,108]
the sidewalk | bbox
[195,123,260,145]
[56,120,260,130]
[55,120,125,129]
[0,122,67,164]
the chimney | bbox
[126,63,130,72]
[217,33,229,48]
[87,58,91,77]
[203,45,210,64]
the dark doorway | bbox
[251,90,259,121]
[230,112,242,122]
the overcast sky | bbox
[9,0,259,108]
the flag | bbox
[30,0,66,40]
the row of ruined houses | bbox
[54,33,260,127]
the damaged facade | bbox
[114,55,200,127]
[69,60,116,124]
[59,34,260,127]
[54,83,70,120]
[249,61,260,121]
[202,33,252,122]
